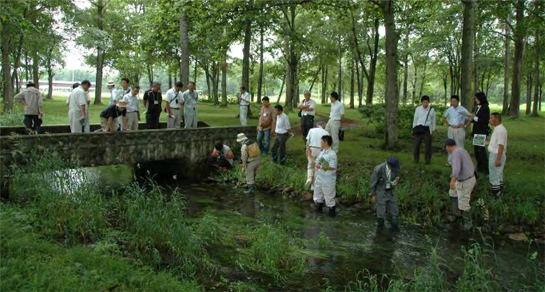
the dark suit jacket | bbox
[471,104,490,135]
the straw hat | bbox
[236,133,248,143]
[107,81,115,87]
[117,100,128,108]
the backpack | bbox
[244,139,260,158]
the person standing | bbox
[271,104,291,165]
[115,78,131,130]
[443,95,469,164]
[468,92,490,175]
[143,81,162,129]
[107,81,117,106]
[305,120,329,189]
[297,91,316,144]
[369,157,401,230]
[100,100,128,132]
[488,113,507,198]
[445,138,476,231]
[182,81,199,128]
[326,91,344,153]
[308,135,338,216]
[256,96,275,155]
[239,86,250,126]
[165,82,183,129]
[237,133,261,194]
[412,95,436,164]
[124,85,141,131]
[14,81,43,133]
[83,89,91,132]
[68,80,91,133]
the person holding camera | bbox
[412,95,436,164]
[165,82,184,129]
[209,141,234,172]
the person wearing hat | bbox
[107,81,117,106]
[14,81,44,133]
[369,156,401,230]
[445,138,476,231]
[308,135,338,216]
[68,80,91,133]
[100,100,128,132]
[237,133,260,194]
[257,96,276,155]
[304,120,330,190]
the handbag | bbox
[298,110,302,117]
[413,106,432,135]
[339,128,345,141]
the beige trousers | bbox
[126,112,139,131]
[306,147,321,184]
[448,176,476,211]
[326,120,341,153]
[245,159,260,185]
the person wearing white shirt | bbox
[124,85,141,131]
[107,81,117,106]
[412,95,436,164]
[325,91,344,153]
[165,82,183,129]
[443,95,469,164]
[487,113,508,198]
[305,120,330,190]
[68,80,91,133]
[297,90,317,144]
[239,86,250,126]
[181,81,199,128]
[271,104,291,165]
[307,135,338,216]
[115,78,131,131]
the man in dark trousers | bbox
[143,81,162,129]
[412,95,436,164]
[467,92,490,175]
[370,157,401,231]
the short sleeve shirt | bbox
[330,100,345,120]
[315,148,337,184]
[488,124,508,154]
[306,128,330,148]
[182,89,198,111]
[275,113,291,134]
[69,87,88,113]
[100,104,126,119]
[444,105,469,126]
[300,99,316,116]
[166,88,182,109]
[240,92,250,106]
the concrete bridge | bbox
[0,122,256,197]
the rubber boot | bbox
[315,202,324,213]
[328,205,336,217]
[390,216,399,231]
[304,169,314,189]
[377,218,385,229]
[462,210,473,231]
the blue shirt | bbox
[182,89,198,112]
[444,105,469,126]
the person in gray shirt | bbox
[14,81,43,133]
[445,138,476,231]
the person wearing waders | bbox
[237,133,260,194]
[445,138,476,231]
[308,135,338,216]
[370,157,401,231]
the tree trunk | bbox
[402,22,409,105]
[204,65,211,101]
[502,13,511,115]
[213,62,219,105]
[179,8,190,91]
[366,19,380,106]
[532,31,540,116]
[168,69,172,89]
[525,74,532,115]
[381,0,399,149]
[47,55,53,100]
[257,26,264,103]
[460,0,475,110]
[309,65,321,92]
[221,55,228,107]
[417,54,428,100]
[193,57,198,82]
[93,0,105,105]
[1,21,14,111]
[323,66,328,104]
[337,42,342,101]
[241,0,254,90]
[509,0,525,118]
[350,59,355,109]
[277,72,286,104]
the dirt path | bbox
[290,113,360,136]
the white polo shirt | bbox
[329,100,345,121]
[275,112,291,134]
[306,127,330,148]
[315,148,337,184]
[68,87,87,113]
[488,124,508,154]
[166,88,182,109]
[240,91,250,106]
[299,99,316,116]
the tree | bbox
[461,0,475,110]
[509,0,525,118]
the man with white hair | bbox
[297,90,316,144]
[305,120,329,189]
[143,81,162,129]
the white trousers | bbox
[184,110,198,128]
[69,110,84,133]
[167,108,181,128]
[240,105,248,126]
[127,112,139,131]
[326,120,340,153]
[313,180,336,207]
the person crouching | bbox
[308,135,338,216]
[100,100,128,132]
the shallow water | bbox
[43,166,545,290]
